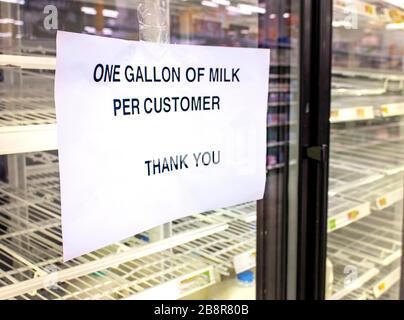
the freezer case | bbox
[326,0,404,300]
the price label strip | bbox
[128,266,215,300]
[328,202,371,232]
[380,102,404,117]
[373,268,401,299]
[335,0,377,17]
[330,106,374,123]
[375,187,403,210]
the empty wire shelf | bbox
[176,219,256,276]
[328,195,371,233]
[0,178,228,299]
[341,173,403,211]
[328,209,402,300]
[0,72,57,154]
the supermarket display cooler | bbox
[3,0,404,302]
[308,0,404,300]
[2,0,298,301]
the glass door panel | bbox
[0,0,300,300]
[327,0,404,300]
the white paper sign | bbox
[55,31,269,260]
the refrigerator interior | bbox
[327,0,404,300]
[0,0,299,300]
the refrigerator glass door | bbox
[327,0,404,300]
[0,0,300,300]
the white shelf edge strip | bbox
[124,266,215,300]
[0,124,57,155]
[0,55,56,70]
[329,268,380,300]
[373,267,401,299]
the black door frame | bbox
[296,0,333,300]
[256,0,333,300]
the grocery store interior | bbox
[1,0,404,300]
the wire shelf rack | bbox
[332,142,404,176]
[332,77,389,98]
[176,219,256,277]
[0,180,228,300]
[329,211,402,267]
[0,73,57,154]
[10,249,215,300]
[328,160,384,196]
[328,195,371,233]
[328,172,404,232]
[331,123,404,149]
[329,124,404,197]
[0,152,258,299]
[0,74,55,127]
[341,263,401,301]
[328,209,402,300]
[341,173,404,211]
